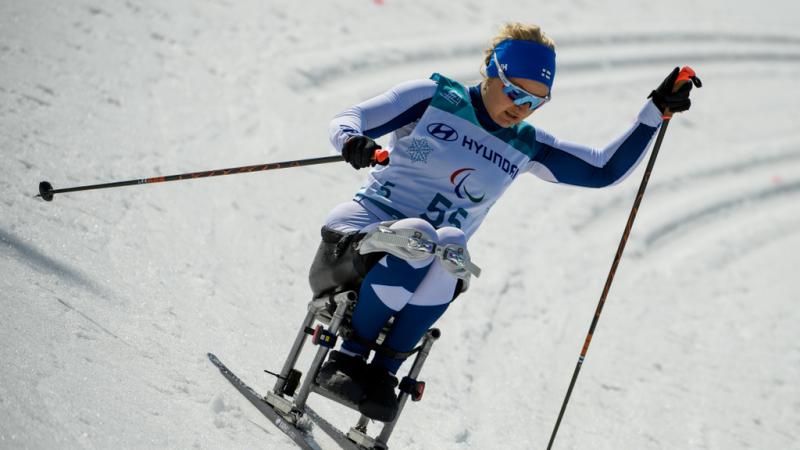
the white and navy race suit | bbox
[324,74,662,372]
[327,73,663,238]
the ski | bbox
[305,406,366,450]
[207,353,323,450]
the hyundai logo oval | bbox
[427,123,458,142]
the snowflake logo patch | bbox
[407,137,434,163]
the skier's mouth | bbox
[505,111,519,121]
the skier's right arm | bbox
[328,79,437,154]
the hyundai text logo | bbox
[427,123,458,142]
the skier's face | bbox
[481,77,549,128]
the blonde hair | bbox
[481,23,556,78]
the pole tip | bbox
[38,181,54,201]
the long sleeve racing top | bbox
[328,76,662,239]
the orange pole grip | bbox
[674,66,697,90]
[373,149,389,164]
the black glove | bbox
[648,67,702,114]
[342,135,382,170]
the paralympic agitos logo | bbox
[427,123,458,142]
[450,168,484,203]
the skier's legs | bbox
[357,226,465,421]
[370,226,465,373]
[318,218,437,404]
[340,218,437,357]
[319,220,469,420]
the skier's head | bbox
[480,23,556,128]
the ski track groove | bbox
[640,178,800,251]
[558,51,800,74]
[55,297,132,346]
[288,31,800,88]
[711,219,800,269]
[556,31,800,47]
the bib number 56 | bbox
[421,193,468,228]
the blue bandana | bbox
[485,39,556,90]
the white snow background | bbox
[2,1,799,449]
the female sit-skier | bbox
[307,23,699,422]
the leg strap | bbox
[357,224,481,279]
[341,327,422,360]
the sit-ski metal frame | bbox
[264,290,440,450]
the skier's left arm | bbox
[529,67,700,188]
[528,101,662,188]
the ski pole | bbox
[546,67,701,450]
[35,149,388,202]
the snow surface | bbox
[2,1,800,449]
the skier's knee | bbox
[433,227,479,281]
[435,226,466,247]
[433,227,473,289]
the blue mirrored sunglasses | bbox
[493,52,550,110]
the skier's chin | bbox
[499,110,521,127]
